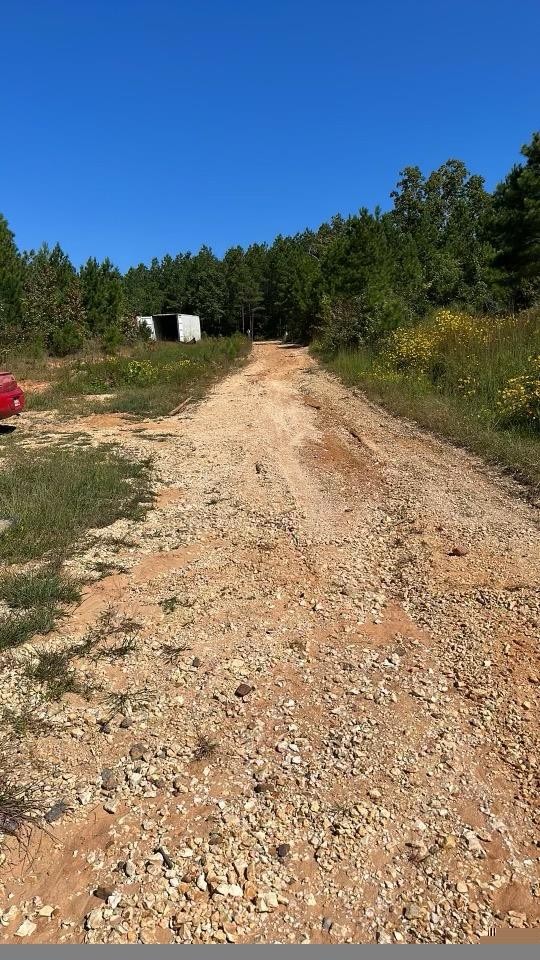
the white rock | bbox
[15,920,37,937]
[38,905,55,918]
[86,908,105,930]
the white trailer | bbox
[137,313,201,342]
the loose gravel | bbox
[1,342,539,944]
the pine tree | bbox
[21,243,86,352]
[490,131,540,305]
[223,246,262,334]
[80,257,124,336]
[0,214,23,338]
[189,246,226,335]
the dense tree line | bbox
[0,131,538,355]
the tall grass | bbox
[317,308,540,492]
[22,334,250,417]
[0,335,246,660]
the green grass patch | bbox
[0,444,152,658]
[0,444,152,564]
[0,568,81,610]
[0,608,58,652]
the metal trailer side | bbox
[180,314,201,341]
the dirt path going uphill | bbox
[2,342,540,944]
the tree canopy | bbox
[0,130,538,353]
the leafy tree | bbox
[321,209,407,339]
[265,236,321,341]
[123,261,162,316]
[80,257,124,337]
[390,160,497,309]
[0,214,23,337]
[185,246,226,335]
[490,131,540,305]
[22,243,86,352]
[317,293,379,352]
[223,246,261,333]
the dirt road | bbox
[2,342,540,943]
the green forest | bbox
[0,130,538,355]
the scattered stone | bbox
[276,842,290,860]
[14,920,37,938]
[85,908,105,931]
[449,545,468,557]
[214,882,243,898]
[93,886,114,902]
[3,345,540,948]
[404,903,423,920]
[44,800,69,824]
[37,906,55,918]
[100,768,118,792]
[464,830,486,858]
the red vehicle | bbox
[0,371,25,420]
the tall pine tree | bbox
[490,132,540,305]
[0,214,23,338]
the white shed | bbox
[137,313,201,342]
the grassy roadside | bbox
[16,334,250,418]
[0,443,153,652]
[0,338,251,837]
[0,334,249,714]
[1,334,249,654]
[0,437,154,836]
[314,309,540,494]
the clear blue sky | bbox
[2,0,538,271]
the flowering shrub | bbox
[106,359,159,386]
[455,375,479,399]
[383,310,505,375]
[434,308,488,341]
[498,356,540,426]
[384,326,438,373]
